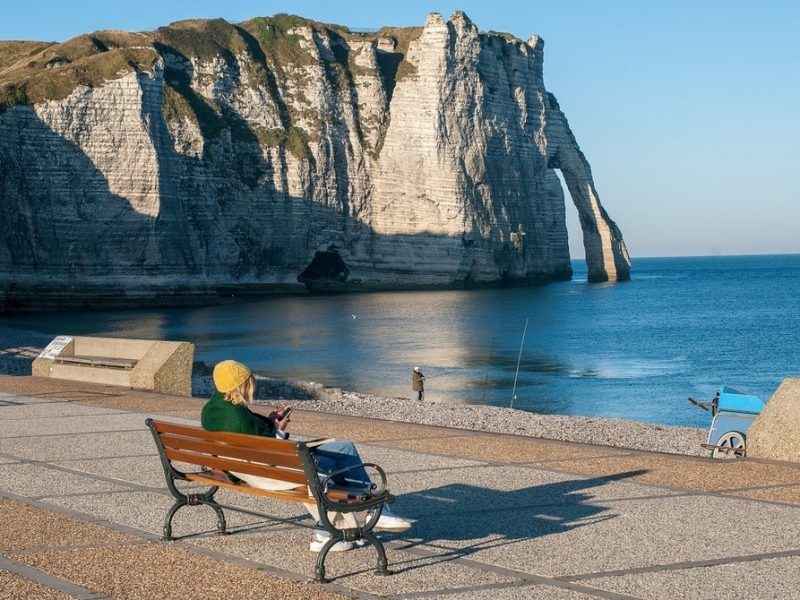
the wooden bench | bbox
[146,419,396,583]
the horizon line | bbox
[570,251,799,261]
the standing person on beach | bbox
[412,366,425,400]
[201,360,412,552]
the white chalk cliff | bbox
[0,12,630,311]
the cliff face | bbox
[0,12,630,311]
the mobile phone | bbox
[282,407,293,418]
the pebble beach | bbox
[1,324,707,456]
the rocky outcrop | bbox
[747,378,800,463]
[0,12,630,311]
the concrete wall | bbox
[32,336,194,396]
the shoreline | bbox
[1,324,707,457]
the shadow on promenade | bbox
[386,470,648,573]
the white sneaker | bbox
[368,507,412,532]
[309,531,354,552]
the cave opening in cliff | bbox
[297,247,351,292]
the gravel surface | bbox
[0,327,707,457]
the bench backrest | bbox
[146,419,317,488]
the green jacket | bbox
[201,391,276,437]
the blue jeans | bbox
[312,440,371,488]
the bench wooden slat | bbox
[158,433,304,469]
[164,448,310,486]
[153,421,298,453]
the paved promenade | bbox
[1,375,800,599]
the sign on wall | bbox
[38,336,73,360]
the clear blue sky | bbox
[3,0,798,258]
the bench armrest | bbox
[319,462,390,511]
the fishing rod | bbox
[482,341,493,403]
[510,318,529,409]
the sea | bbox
[2,254,798,429]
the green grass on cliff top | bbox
[0,14,443,111]
[0,14,515,160]
[0,32,158,108]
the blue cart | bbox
[688,386,765,458]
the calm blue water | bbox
[2,255,798,428]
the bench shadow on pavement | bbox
[385,470,648,573]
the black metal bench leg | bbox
[362,530,393,576]
[162,498,186,541]
[207,499,228,535]
[314,539,334,583]
[201,486,228,535]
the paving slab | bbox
[583,555,800,600]
[0,568,74,600]
[388,464,676,522]
[0,463,130,498]
[45,490,267,538]
[0,430,153,462]
[349,443,487,473]
[543,454,800,492]
[8,542,345,600]
[53,455,171,489]
[726,484,800,505]
[193,525,522,595]
[442,584,607,600]
[0,401,125,420]
[82,396,203,417]
[406,494,800,579]
[0,412,147,438]
[0,498,138,550]
[0,392,56,405]
[1,497,349,599]
[380,435,631,465]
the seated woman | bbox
[201,360,411,552]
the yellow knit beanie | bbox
[213,360,251,393]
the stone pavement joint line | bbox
[0,555,110,600]
[560,548,800,582]
[387,542,643,600]
[1,427,148,436]
[0,489,162,541]
[10,540,150,554]
[0,454,172,494]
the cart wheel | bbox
[712,431,746,459]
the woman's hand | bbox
[268,405,292,431]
